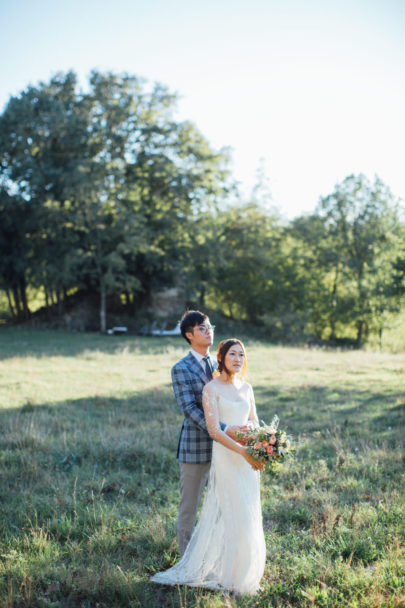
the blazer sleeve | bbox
[172,364,209,432]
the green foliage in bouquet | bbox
[237,415,294,474]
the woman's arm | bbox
[248,383,259,426]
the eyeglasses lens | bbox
[199,325,214,333]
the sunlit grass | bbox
[0,329,404,607]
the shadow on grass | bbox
[254,383,404,442]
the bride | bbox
[151,338,266,595]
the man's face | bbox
[186,320,214,349]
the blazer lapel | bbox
[185,352,209,383]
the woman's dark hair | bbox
[216,339,247,377]
[180,310,209,344]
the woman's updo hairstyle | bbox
[215,338,247,378]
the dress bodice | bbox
[217,395,250,426]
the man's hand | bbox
[226,425,251,445]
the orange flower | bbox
[254,442,262,450]
[266,445,274,454]
[269,435,276,445]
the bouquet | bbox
[237,415,293,474]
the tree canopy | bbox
[0,71,404,346]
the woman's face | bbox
[223,343,245,375]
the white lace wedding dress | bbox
[151,389,266,595]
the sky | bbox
[1,0,404,218]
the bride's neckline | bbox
[210,377,249,405]
[218,394,248,405]
[214,376,244,388]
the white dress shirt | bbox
[190,348,212,371]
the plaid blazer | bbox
[172,351,221,464]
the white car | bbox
[107,326,128,335]
[151,323,181,336]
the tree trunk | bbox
[329,266,339,341]
[57,289,64,316]
[44,287,52,320]
[20,281,30,319]
[125,292,134,314]
[378,326,383,351]
[6,288,16,319]
[12,285,21,318]
[355,320,364,348]
[100,282,107,333]
[329,320,336,342]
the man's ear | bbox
[185,330,194,343]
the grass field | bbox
[0,328,404,607]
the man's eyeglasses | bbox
[197,324,215,334]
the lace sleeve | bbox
[248,384,259,426]
[202,385,222,441]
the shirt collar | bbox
[190,348,210,363]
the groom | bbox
[172,310,247,556]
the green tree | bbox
[317,174,403,346]
[0,189,34,319]
[0,72,90,313]
[124,118,229,312]
[0,71,230,330]
[205,203,282,322]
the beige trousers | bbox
[177,462,210,556]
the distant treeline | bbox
[0,71,404,345]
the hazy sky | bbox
[1,0,404,218]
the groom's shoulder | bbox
[171,352,192,374]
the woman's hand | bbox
[242,447,266,472]
[226,424,250,444]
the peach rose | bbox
[266,445,274,454]
[269,435,276,445]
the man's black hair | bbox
[180,310,209,344]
